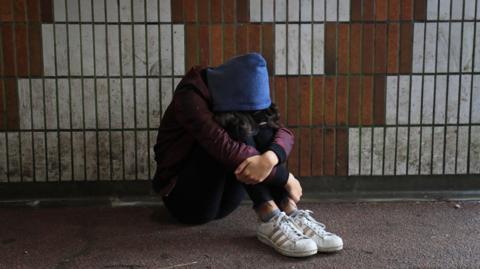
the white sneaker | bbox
[291,210,343,252]
[257,212,318,257]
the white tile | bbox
[447,75,459,124]
[18,79,32,130]
[326,0,337,21]
[412,23,425,73]
[434,75,447,124]
[53,0,66,21]
[449,23,461,72]
[120,25,133,76]
[470,126,480,173]
[338,0,350,21]
[120,0,132,22]
[300,24,312,74]
[383,127,397,175]
[97,79,110,129]
[250,0,261,22]
[313,0,325,21]
[44,80,58,129]
[407,127,421,175]
[288,0,300,21]
[475,23,480,72]
[110,131,123,180]
[57,79,71,129]
[427,0,438,20]
[420,127,433,175]
[444,126,457,174]
[160,25,172,75]
[20,132,33,182]
[148,79,161,127]
[461,22,474,72]
[159,0,171,22]
[136,79,148,128]
[360,128,372,175]
[31,79,45,129]
[146,0,159,22]
[410,76,422,124]
[161,78,173,114]
[46,132,59,181]
[66,0,80,22]
[385,76,398,124]
[263,0,274,22]
[32,132,46,181]
[81,25,94,76]
[70,79,84,129]
[312,24,324,74]
[6,133,21,182]
[106,0,119,22]
[134,25,147,76]
[465,0,476,19]
[398,76,410,125]
[55,24,69,76]
[83,79,96,129]
[93,0,106,22]
[72,131,85,180]
[147,25,160,76]
[348,128,359,175]
[107,25,121,76]
[472,75,480,123]
[95,25,107,76]
[438,0,451,20]
[424,23,437,73]
[149,130,157,176]
[98,131,111,180]
[287,24,299,74]
[123,79,135,128]
[396,127,408,175]
[124,131,136,180]
[85,131,98,180]
[422,75,435,124]
[136,131,149,180]
[0,135,6,182]
[133,0,146,22]
[301,0,312,21]
[372,127,384,176]
[42,25,55,76]
[459,75,471,124]
[436,23,449,73]
[173,24,185,76]
[451,0,463,20]
[110,79,123,128]
[275,24,287,75]
[432,127,444,174]
[59,131,73,181]
[457,126,469,174]
[79,0,92,22]
[275,0,287,21]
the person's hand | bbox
[234,151,278,184]
[284,173,302,203]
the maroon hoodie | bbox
[152,66,295,196]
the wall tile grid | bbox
[0,0,479,182]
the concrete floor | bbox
[1,200,480,269]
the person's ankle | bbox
[256,201,281,222]
[281,198,298,215]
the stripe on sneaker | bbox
[277,236,290,247]
[268,227,280,238]
[275,234,288,245]
[304,227,315,237]
[272,231,284,242]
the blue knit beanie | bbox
[206,53,271,112]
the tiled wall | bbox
[0,0,479,183]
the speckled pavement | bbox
[1,201,479,269]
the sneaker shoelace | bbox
[273,212,308,242]
[296,210,333,237]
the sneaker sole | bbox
[257,234,318,258]
[318,244,343,252]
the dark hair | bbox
[213,103,281,141]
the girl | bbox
[153,53,343,257]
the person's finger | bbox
[235,160,250,175]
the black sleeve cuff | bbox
[268,143,287,164]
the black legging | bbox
[162,135,290,225]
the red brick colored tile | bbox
[1,23,15,76]
[274,76,287,121]
[185,24,198,69]
[324,128,335,176]
[269,76,274,100]
[312,76,324,125]
[414,0,427,21]
[223,24,235,60]
[287,128,299,176]
[26,0,41,22]
[388,0,400,20]
[311,128,324,176]
[198,25,210,65]
[287,77,299,126]
[348,76,361,125]
[374,75,385,125]
[362,76,374,125]
[29,23,43,76]
[236,0,249,22]
[236,24,248,54]
[0,79,20,130]
[336,76,347,125]
[338,24,349,74]
[335,128,348,176]
[262,24,274,76]
[351,0,362,21]
[399,23,412,74]
[40,0,52,22]
[350,24,362,74]
[211,25,223,66]
[14,0,27,22]
[171,0,184,22]
[374,23,387,73]
[299,128,312,177]
[324,77,336,125]
[362,23,374,74]
[223,0,235,23]
[0,0,13,21]
[15,23,29,76]
[401,0,413,20]
[375,0,388,21]
[324,23,337,75]
[387,23,399,73]
[248,24,261,52]
[363,0,375,21]
[299,76,311,126]
[183,0,197,22]
[211,0,222,23]
[197,0,210,22]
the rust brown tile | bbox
[29,22,43,76]
[362,23,374,74]
[363,0,375,21]
[350,23,362,74]
[248,24,260,52]
[401,0,413,20]
[262,24,274,76]
[299,76,310,126]
[311,128,324,176]
[324,128,335,176]
[375,0,388,21]
[14,0,27,22]
[348,76,361,125]
[15,23,29,76]
[171,0,184,23]
[312,76,324,125]
[388,0,400,20]
[287,77,299,126]
[414,0,427,21]
[223,0,235,23]
[374,23,387,73]
[351,0,362,21]
[236,23,248,54]
[40,0,52,22]
[287,128,299,176]
[185,24,198,69]
[324,23,337,75]
[211,0,222,23]
[337,76,347,126]
[387,23,399,73]
[362,76,374,125]
[274,76,287,121]
[211,25,223,66]
[183,0,197,22]
[197,0,210,22]
[198,25,210,65]
[269,76,274,100]
[299,128,312,177]
[0,0,13,22]
[223,24,235,60]
[1,23,15,76]
[335,128,348,176]
[374,75,385,125]
[236,0,249,22]
[26,0,41,22]
[0,79,19,130]
[338,24,349,74]
[399,23,412,74]
[324,76,336,125]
